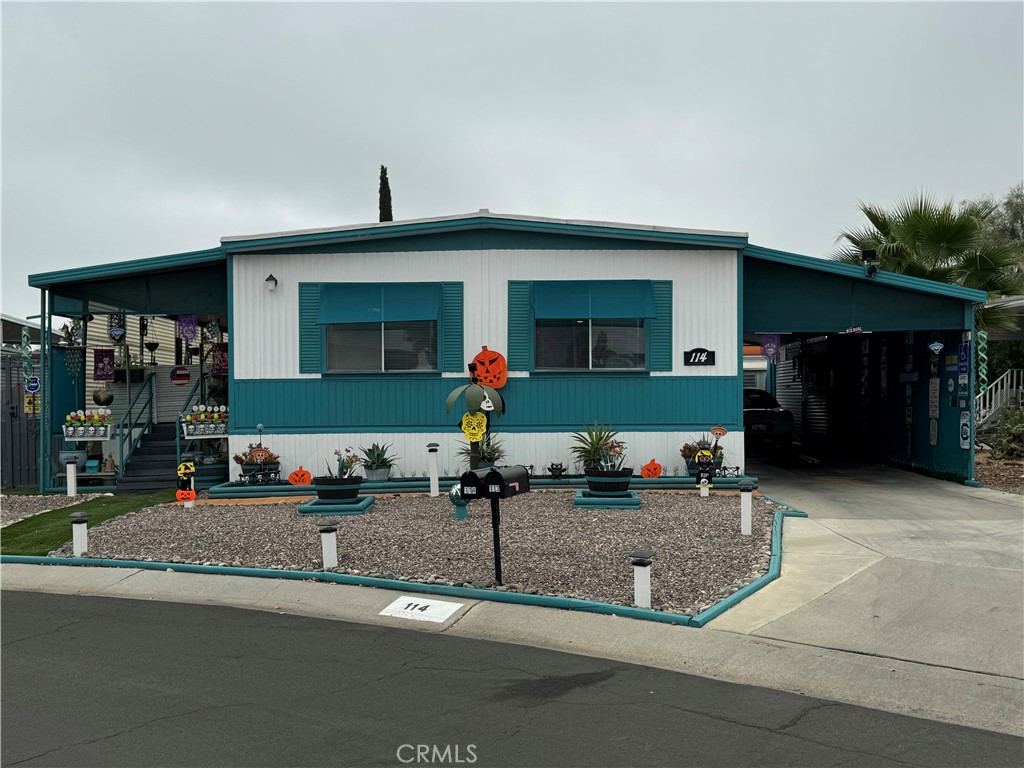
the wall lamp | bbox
[265,274,278,292]
[861,249,880,278]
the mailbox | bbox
[459,468,490,501]
[483,466,530,500]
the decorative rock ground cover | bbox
[49,490,775,615]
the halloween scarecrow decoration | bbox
[446,350,507,470]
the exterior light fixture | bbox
[860,249,880,278]
[265,274,278,292]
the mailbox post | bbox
[460,465,530,586]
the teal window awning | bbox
[317,283,442,324]
[533,280,657,319]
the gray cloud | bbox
[3,2,1021,319]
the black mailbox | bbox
[459,468,490,501]
[483,466,530,500]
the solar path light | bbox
[427,442,440,497]
[629,550,656,609]
[739,480,754,536]
[316,519,338,571]
[70,510,88,557]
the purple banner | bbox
[211,342,228,377]
[760,334,781,361]
[93,349,115,382]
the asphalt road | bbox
[2,591,1021,768]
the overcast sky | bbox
[3,2,1021,321]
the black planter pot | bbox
[583,467,633,494]
[313,476,363,500]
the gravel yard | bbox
[49,490,775,615]
[1,493,104,528]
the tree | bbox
[832,193,1024,332]
[378,165,393,223]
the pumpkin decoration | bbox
[471,346,507,388]
[288,466,312,486]
[641,459,663,478]
[176,489,196,502]
[710,424,728,439]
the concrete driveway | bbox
[714,461,1024,681]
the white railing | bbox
[976,369,1024,429]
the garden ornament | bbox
[547,462,565,479]
[471,346,508,388]
[641,459,663,478]
[288,466,312,485]
[460,412,488,442]
[445,382,504,416]
[480,394,495,412]
[710,425,728,439]
[176,489,196,502]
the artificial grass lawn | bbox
[1,490,176,556]
[1,487,40,496]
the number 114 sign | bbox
[379,595,464,623]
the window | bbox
[531,281,656,371]
[302,282,458,374]
[325,320,437,372]
[535,318,646,370]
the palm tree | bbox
[833,194,1024,332]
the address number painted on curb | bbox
[380,595,464,623]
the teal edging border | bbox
[0,492,804,629]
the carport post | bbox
[427,443,440,497]
[317,520,338,571]
[739,480,754,536]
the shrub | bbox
[991,407,1024,459]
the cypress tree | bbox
[378,165,393,222]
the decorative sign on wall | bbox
[170,366,191,386]
[960,411,971,450]
[683,348,716,366]
[760,334,781,361]
[94,349,115,382]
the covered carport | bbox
[742,245,986,483]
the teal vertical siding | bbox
[298,283,322,374]
[440,282,464,372]
[649,280,672,371]
[507,281,532,370]
[231,375,741,433]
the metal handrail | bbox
[175,376,204,468]
[975,369,1024,428]
[117,372,156,477]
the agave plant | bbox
[569,423,627,470]
[457,434,506,463]
[359,442,399,470]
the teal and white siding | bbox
[228,237,744,479]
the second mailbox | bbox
[459,468,490,501]
[483,466,531,500]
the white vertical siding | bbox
[227,430,745,482]
[231,248,738,380]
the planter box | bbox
[364,467,392,482]
[313,476,363,500]
[583,467,634,494]
[63,425,113,441]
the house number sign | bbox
[684,348,716,366]
[379,595,464,623]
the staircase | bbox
[116,422,179,492]
[976,369,1024,436]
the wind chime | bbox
[107,313,128,368]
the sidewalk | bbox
[3,463,1021,736]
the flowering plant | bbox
[334,446,361,477]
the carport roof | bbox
[27,247,225,289]
[744,244,987,303]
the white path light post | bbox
[739,480,754,536]
[317,519,338,571]
[70,510,88,556]
[427,442,440,497]
[66,459,78,498]
[629,550,656,609]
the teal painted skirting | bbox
[230,375,742,432]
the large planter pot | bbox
[313,476,363,500]
[364,467,392,482]
[584,467,633,494]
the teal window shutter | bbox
[508,281,532,370]
[440,282,464,372]
[649,280,672,371]
[299,283,322,373]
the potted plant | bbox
[571,423,632,493]
[457,434,505,468]
[314,447,363,500]
[232,443,281,477]
[359,442,399,481]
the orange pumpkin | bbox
[289,466,312,485]
[641,459,663,478]
[176,489,196,502]
[472,346,507,388]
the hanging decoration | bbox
[177,314,199,344]
[210,342,229,377]
[203,317,222,344]
[61,319,84,378]
[107,313,127,345]
[93,349,115,382]
[19,326,34,384]
[760,334,781,361]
